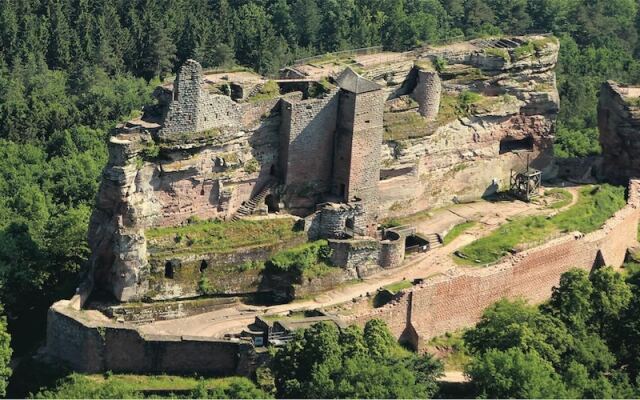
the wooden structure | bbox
[510,168,541,201]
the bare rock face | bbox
[88,37,560,303]
[598,81,640,184]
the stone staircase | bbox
[231,180,276,221]
[425,233,443,250]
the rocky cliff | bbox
[598,81,640,184]
[87,35,560,302]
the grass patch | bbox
[383,110,430,141]
[428,331,472,371]
[383,280,413,293]
[34,373,269,398]
[415,59,435,71]
[513,41,535,60]
[534,83,554,92]
[544,188,573,209]
[383,90,495,141]
[627,96,640,107]
[484,47,509,62]
[266,240,335,279]
[443,221,477,245]
[248,80,280,102]
[147,218,303,258]
[455,185,626,265]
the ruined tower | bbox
[332,68,384,236]
[160,59,240,138]
[412,67,441,120]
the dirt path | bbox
[438,371,469,383]
[138,193,568,338]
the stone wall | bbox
[280,92,339,198]
[160,60,241,137]
[328,238,380,277]
[104,297,239,323]
[145,235,307,300]
[46,300,250,375]
[306,202,368,240]
[598,81,640,184]
[347,180,640,348]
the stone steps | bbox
[423,233,443,250]
[231,180,276,221]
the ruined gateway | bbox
[87,35,560,303]
[50,35,630,375]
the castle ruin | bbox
[48,35,627,377]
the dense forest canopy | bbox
[1,0,640,394]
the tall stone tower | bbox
[332,68,384,236]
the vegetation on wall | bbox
[146,217,303,258]
[266,240,334,279]
[34,374,269,399]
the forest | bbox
[1,0,640,397]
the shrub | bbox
[484,48,509,62]
[244,159,260,173]
[434,57,447,73]
[141,142,160,159]
[513,41,535,60]
[266,240,333,275]
[198,276,216,295]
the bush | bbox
[266,240,332,275]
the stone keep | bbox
[332,68,384,235]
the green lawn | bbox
[427,331,472,371]
[34,373,270,398]
[443,221,477,245]
[383,280,413,293]
[147,217,303,258]
[544,188,573,209]
[455,185,626,265]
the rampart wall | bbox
[347,180,640,349]
[47,300,252,375]
[49,182,639,373]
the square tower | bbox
[332,68,384,235]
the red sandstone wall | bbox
[348,190,639,348]
[47,301,245,375]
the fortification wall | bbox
[348,182,640,348]
[47,300,248,375]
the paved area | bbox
[138,188,579,339]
